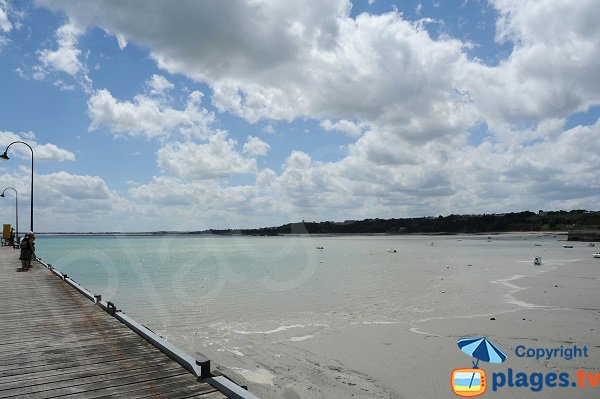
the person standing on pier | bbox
[19,232,34,271]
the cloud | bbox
[87,89,215,139]
[320,119,368,137]
[128,175,284,230]
[270,118,600,218]
[243,135,270,156]
[0,131,75,162]
[204,10,474,138]
[146,74,175,95]
[0,0,14,48]
[283,151,312,170]
[37,21,84,76]
[256,167,276,187]
[41,1,600,143]
[38,171,113,202]
[157,131,257,180]
[33,143,76,162]
[0,170,136,232]
[445,122,600,214]
[53,79,75,91]
[263,124,275,134]
[415,2,423,15]
[35,172,134,231]
[35,1,473,141]
[0,0,12,33]
[35,20,93,91]
[463,0,600,125]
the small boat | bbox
[563,244,573,248]
[429,242,435,246]
[588,243,595,247]
[533,257,542,265]
[534,244,542,247]
[316,246,324,250]
[387,249,397,253]
[593,253,600,258]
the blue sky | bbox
[0,0,598,232]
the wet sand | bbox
[234,239,600,398]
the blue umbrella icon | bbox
[458,337,507,388]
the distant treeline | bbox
[209,210,600,236]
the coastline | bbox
[36,230,571,237]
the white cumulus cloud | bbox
[87,89,215,139]
[37,21,84,76]
[243,135,270,156]
[320,119,368,137]
[0,131,75,162]
[157,131,257,180]
[464,0,600,125]
[146,74,175,95]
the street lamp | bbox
[1,187,18,245]
[1,141,34,232]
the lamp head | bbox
[0,193,3,197]
[0,152,9,160]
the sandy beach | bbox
[222,236,600,399]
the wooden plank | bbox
[0,368,186,398]
[61,376,218,399]
[0,249,227,399]
[0,355,181,382]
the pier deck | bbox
[0,247,227,399]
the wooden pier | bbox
[0,247,229,399]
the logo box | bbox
[451,368,487,397]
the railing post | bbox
[196,357,211,379]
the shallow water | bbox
[35,233,593,398]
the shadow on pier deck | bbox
[0,247,257,399]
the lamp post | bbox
[1,141,34,232]
[1,187,18,244]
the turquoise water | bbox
[34,233,588,398]
[36,234,565,317]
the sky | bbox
[0,0,598,232]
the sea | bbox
[34,233,591,398]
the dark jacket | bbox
[19,237,33,260]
